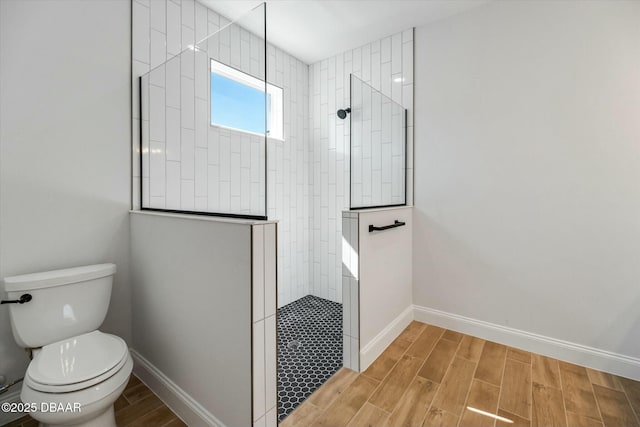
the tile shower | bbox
[132,0,413,422]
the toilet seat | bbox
[25,331,128,393]
[21,353,133,427]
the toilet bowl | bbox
[3,264,131,427]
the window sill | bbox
[210,123,284,143]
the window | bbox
[210,59,283,140]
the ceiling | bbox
[199,0,489,64]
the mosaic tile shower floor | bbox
[277,295,342,422]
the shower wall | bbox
[132,1,414,308]
[265,45,312,307]
[132,0,311,307]
[350,75,407,208]
[309,30,414,303]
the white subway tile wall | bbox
[133,1,311,308]
[137,1,267,218]
[265,42,311,308]
[252,223,278,426]
[350,74,407,208]
[132,1,414,308]
[341,210,360,371]
[309,30,414,304]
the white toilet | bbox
[3,264,132,427]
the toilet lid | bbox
[26,331,128,392]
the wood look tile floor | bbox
[3,376,185,427]
[281,321,640,427]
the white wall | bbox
[357,207,413,369]
[0,0,131,407]
[413,0,640,370]
[130,212,254,427]
[309,30,414,304]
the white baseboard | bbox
[413,305,640,381]
[130,350,226,427]
[360,305,414,371]
[0,390,23,425]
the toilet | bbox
[3,264,132,427]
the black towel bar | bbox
[369,220,406,233]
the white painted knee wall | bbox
[130,212,277,427]
[343,207,413,372]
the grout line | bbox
[473,377,501,389]
[590,374,627,392]
[163,0,168,209]
[588,369,607,425]
[620,381,640,426]
[158,414,181,427]
[372,330,440,420]
[418,327,464,427]
[296,369,358,425]
[122,392,134,406]
[312,323,418,422]
[494,343,509,426]
[351,401,390,426]
[454,333,483,427]
[135,406,168,426]
[530,348,534,425]
[412,325,446,376]
[365,323,424,383]
[558,358,571,427]
[192,15,197,210]
[341,381,383,427]
[177,0,182,210]
[613,375,640,425]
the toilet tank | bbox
[3,264,116,348]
